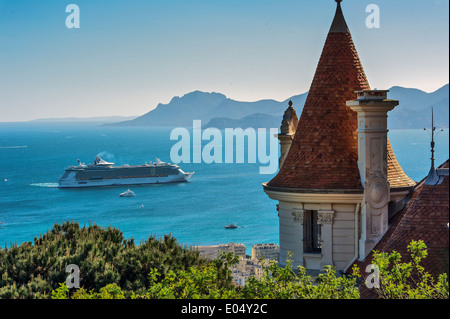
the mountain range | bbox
[109,84,449,129]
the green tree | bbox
[240,253,360,299]
[369,240,448,299]
[0,221,208,299]
[3,221,447,300]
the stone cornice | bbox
[263,185,364,204]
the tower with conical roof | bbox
[264,1,416,271]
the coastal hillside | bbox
[108,90,308,127]
[108,84,449,129]
[206,113,282,130]
[387,84,449,129]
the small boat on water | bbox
[225,223,238,229]
[119,189,135,197]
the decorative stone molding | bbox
[365,171,390,210]
[317,210,335,225]
[263,188,364,204]
[291,209,304,223]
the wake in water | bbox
[0,146,27,149]
[30,183,59,188]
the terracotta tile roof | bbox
[387,140,417,189]
[352,160,449,298]
[267,5,367,191]
[266,2,415,192]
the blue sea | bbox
[0,122,448,254]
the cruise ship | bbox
[58,157,194,188]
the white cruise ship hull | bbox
[59,172,194,188]
[58,157,194,188]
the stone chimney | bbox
[277,100,298,168]
[346,90,399,259]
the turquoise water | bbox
[0,123,448,253]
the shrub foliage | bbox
[1,221,448,299]
[0,221,208,298]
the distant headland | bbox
[107,84,449,130]
[23,84,449,130]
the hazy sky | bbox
[0,0,448,121]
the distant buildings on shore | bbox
[194,242,280,286]
[252,243,280,261]
[194,242,247,260]
[194,242,280,261]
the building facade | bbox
[252,243,280,261]
[263,0,416,272]
[195,242,247,260]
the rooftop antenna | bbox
[424,107,444,185]
[430,107,436,170]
